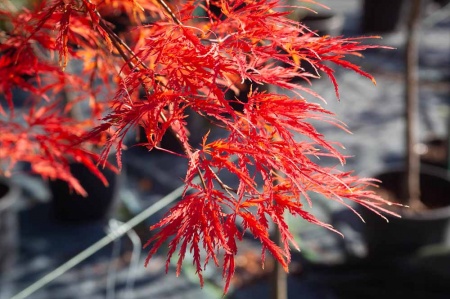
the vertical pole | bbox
[268,81,288,299]
[270,226,288,299]
[447,112,450,172]
[404,0,423,207]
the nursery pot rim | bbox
[370,164,450,221]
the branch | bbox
[155,0,182,25]
[80,0,193,163]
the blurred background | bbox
[0,0,449,298]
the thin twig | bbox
[97,18,150,72]
[86,0,221,194]
[208,164,238,193]
[154,0,182,25]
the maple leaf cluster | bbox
[0,0,396,292]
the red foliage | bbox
[1,0,396,293]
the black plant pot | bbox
[49,163,120,223]
[0,179,20,275]
[362,0,433,34]
[419,137,449,170]
[362,0,407,33]
[361,166,450,260]
[433,0,450,7]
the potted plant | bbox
[1,0,399,295]
[361,0,450,260]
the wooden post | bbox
[268,82,288,299]
[270,226,288,299]
[404,0,423,207]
